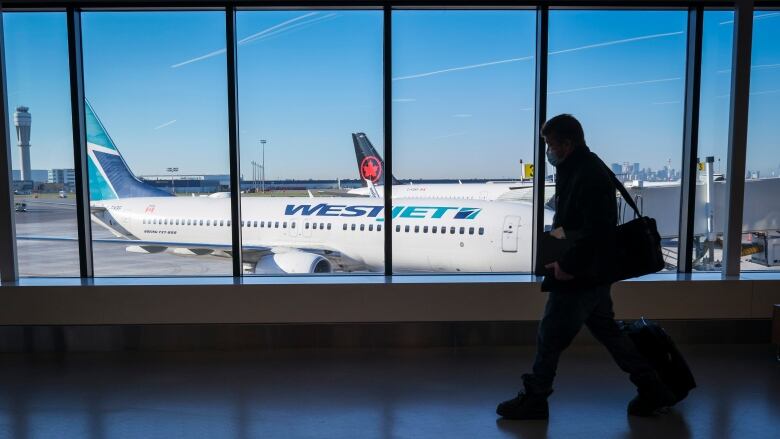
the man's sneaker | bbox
[627,386,677,417]
[496,392,549,420]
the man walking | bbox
[496,114,675,420]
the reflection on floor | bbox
[0,345,777,438]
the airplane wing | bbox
[15,235,345,259]
[17,234,360,273]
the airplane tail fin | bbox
[352,132,399,187]
[86,100,173,201]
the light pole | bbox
[166,167,178,195]
[260,139,267,193]
[250,160,256,193]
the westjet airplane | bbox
[347,132,551,202]
[52,101,554,274]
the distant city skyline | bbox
[3,10,778,180]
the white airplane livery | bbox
[80,101,553,274]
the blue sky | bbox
[3,9,779,180]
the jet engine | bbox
[254,251,332,274]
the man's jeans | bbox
[523,285,659,396]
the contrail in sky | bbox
[548,77,681,95]
[239,13,337,45]
[154,119,177,130]
[720,12,780,25]
[717,63,780,74]
[393,30,683,81]
[238,11,319,45]
[392,56,534,81]
[715,88,780,98]
[548,31,684,55]
[171,12,335,69]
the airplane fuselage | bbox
[93,196,549,273]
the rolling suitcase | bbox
[621,318,696,404]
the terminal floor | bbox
[0,344,777,439]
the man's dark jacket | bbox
[542,145,617,292]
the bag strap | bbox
[593,154,642,218]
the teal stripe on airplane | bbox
[88,154,117,201]
[85,100,117,151]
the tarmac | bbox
[13,198,232,277]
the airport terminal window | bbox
[82,11,232,276]
[3,12,79,277]
[548,10,688,272]
[393,10,535,273]
[691,11,733,272]
[741,10,780,271]
[236,10,383,275]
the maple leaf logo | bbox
[360,156,382,182]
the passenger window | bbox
[199,220,204,226]
[469,227,474,235]
[219,220,224,227]
[414,225,419,233]
[405,225,410,233]
[241,220,245,227]
[306,223,310,229]
[432,226,437,233]
[343,223,348,231]
[450,227,456,234]
[163,219,167,225]
[368,224,374,231]
[396,225,400,232]
[291,222,296,229]
[478,227,484,235]
[283,222,287,229]
[459,227,465,235]
[359,224,365,231]
[227,220,231,227]
[377,225,382,232]
[312,223,317,230]
[253,221,258,227]
[175,219,179,225]
[320,223,324,230]
[351,224,356,231]
[327,223,331,230]
[261,221,265,228]
[423,226,428,233]
[206,220,211,226]
[275,222,279,228]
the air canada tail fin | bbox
[86,100,173,201]
[352,132,399,187]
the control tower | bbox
[14,106,31,181]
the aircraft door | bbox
[502,215,521,252]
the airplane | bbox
[347,132,552,202]
[21,101,553,274]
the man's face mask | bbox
[544,136,569,167]
[546,148,561,167]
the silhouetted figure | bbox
[496,114,675,420]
